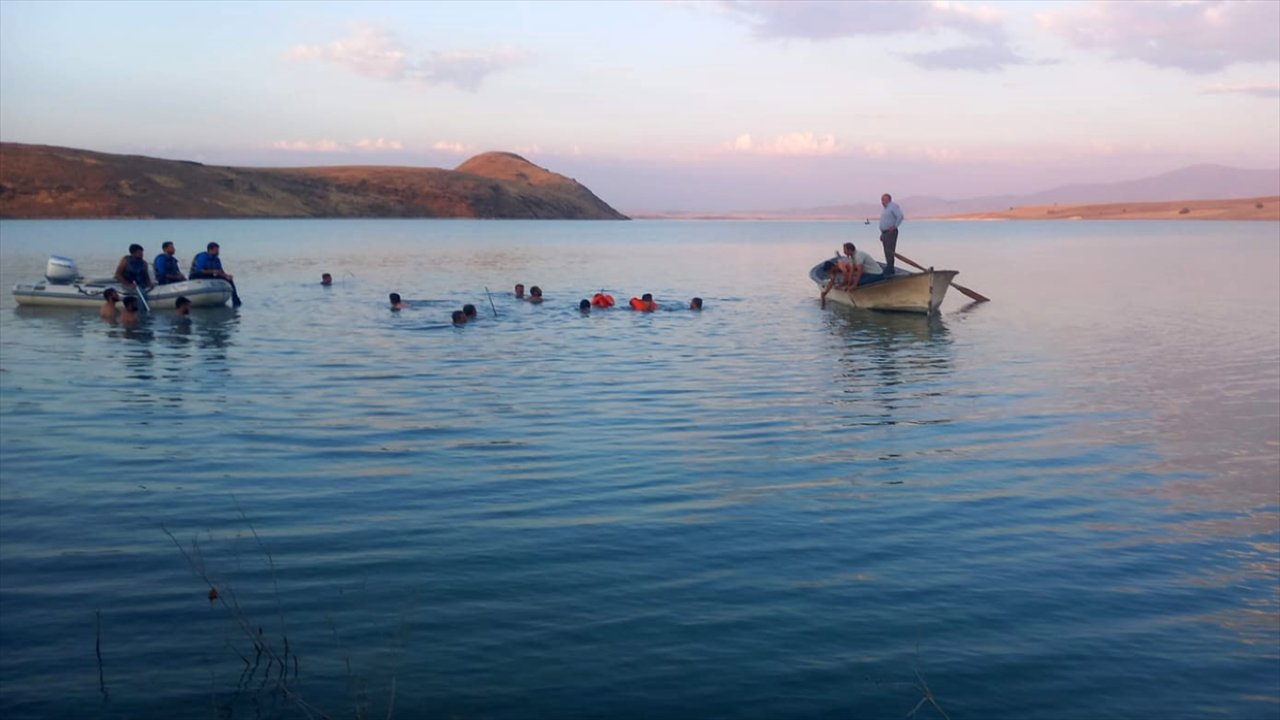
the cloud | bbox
[355,138,404,150]
[1202,82,1280,99]
[1037,1,1280,73]
[272,138,404,152]
[287,24,527,91]
[714,0,1037,71]
[271,139,347,153]
[725,131,845,156]
[432,140,471,153]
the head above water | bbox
[175,296,191,315]
[463,304,477,318]
[530,286,542,298]
[642,293,653,302]
[690,297,703,310]
[122,296,139,312]
[103,288,119,302]
[514,283,525,298]
[389,293,402,306]
[321,273,332,285]
[579,299,591,311]
[451,310,467,325]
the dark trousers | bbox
[880,228,898,274]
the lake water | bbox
[0,218,1277,720]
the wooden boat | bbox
[12,255,233,308]
[810,257,957,315]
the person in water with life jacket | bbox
[114,244,155,291]
[629,293,658,312]
[591,291,615,308]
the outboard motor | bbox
[45,255,79,284]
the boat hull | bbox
[12,278,233,308]
[811,261,957,314]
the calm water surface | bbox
[1,219,1277,719]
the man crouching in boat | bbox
[820,243,886,307]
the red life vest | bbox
[591,293,615,308]
[629,297,657,311]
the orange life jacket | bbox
[591,293,615,308]
[629,297,657,312]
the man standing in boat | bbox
[113,244,154,291]
[879,193,904,275]
[154,242,186,285]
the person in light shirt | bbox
[879,193,904,275]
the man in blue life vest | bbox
[189,242,234,282]
[113,244,154,291]
[190,241,242,306]
[154,241,186,285]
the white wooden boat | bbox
[810,257,957,314]
[12,256,233,308]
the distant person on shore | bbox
[390,293,407,311]
[579,299,591,314]
[114,244,154,291]
[452,310,467,326]
[175,296,192,317]
[514,283,525,299]
[879,193,904,274]
[119,296,141,327]
[528,286,544,304]
[629,293,658,312]
[690,297,703,310]
[100,288,120,321]
[321,273,333,286]
[153,242,186,285]
[463,304,478,320]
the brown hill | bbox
[0,143,627,220]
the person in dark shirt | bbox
[114,244,154,291]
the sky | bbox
[1,0,1278,211]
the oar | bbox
[227,279,242,307]
[133,284,151,313]
[894,252,990,303]
[485,287,498,318]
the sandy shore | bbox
[942,196,1279,221]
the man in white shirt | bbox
[879,193,904,274]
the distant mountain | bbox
[0,143,627,219]
[651,164,1280,220]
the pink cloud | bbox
[725,131,845,156]
[1201,82,1280,99]
[287,24,528,91]
[714,0,1037,71]
[1037,1,1280,73]
[271,139,347,153]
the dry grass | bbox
[944,196,1279,221]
